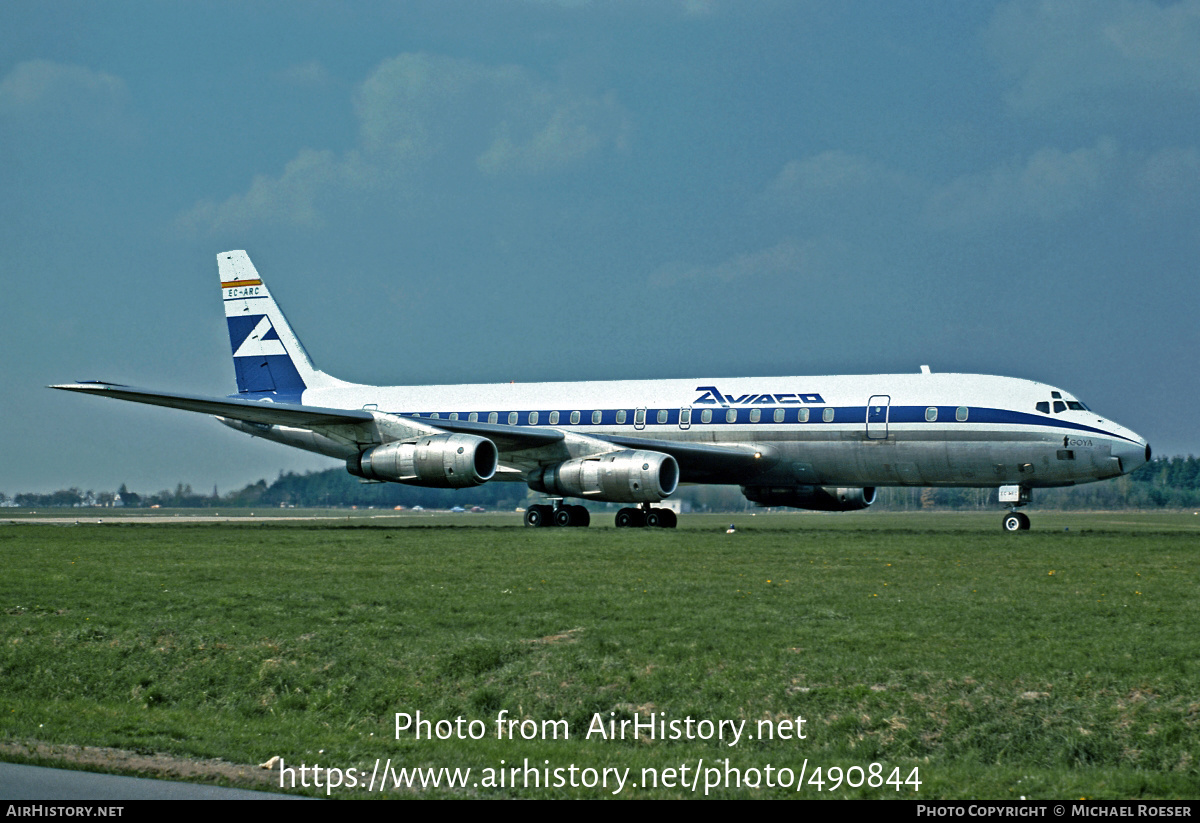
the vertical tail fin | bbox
[218,251,341,398]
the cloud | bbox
[521,0,717,12]
[180,53,631,232]
[1137,145,1200,194]
[988,0,1200,114]
[771,151,901,197]
[649,240,815,287]
[0,59,133,139]
[277,61,331,88]
[767,150,922,214]
[764,138,1199,240]
[679,0,719,16]
[477,91,629,175]
[183,148,349,230]
[923,138,1120,228]
[1131,145,1200,219]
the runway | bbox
[0,761,307,800]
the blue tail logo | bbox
[231,316,286,358]
[226,314,306,396]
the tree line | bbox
[5,455,1199,512]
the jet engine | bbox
[741,485,876,512]
[348,434,498,488]
[528,450,679,503]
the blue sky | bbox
[3,0,1197,495]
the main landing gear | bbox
[615,502,677,529]
[524,499,590,528]
[999,484,1032,532]
[523,500,677,528]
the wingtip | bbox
[49,381,128,391]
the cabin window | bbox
[925,407,938,422]
[822,408,835,423]
[549,411,559,425]
[956,406,969,421]
[774,408,785,423]
[798,408,810,423]
[726,408,737,423]
[449,412,458,420]
[468,412,478,422]
[570,411,580,425]
[1036,402,1049,414]
[616,410,627,424]
[1053,401,1066,414]
[681,408,692,426]
[657,409,668,424]
[528,411,539,425]
[701,409,712,424]
[750,409,761,423]
[634,409,645,426]
[429,412,440,419]
[488,412,498,424]
[592,410,601,424]
[508,412,518,425]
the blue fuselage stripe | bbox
[391,405,1136,444]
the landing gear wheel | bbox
[615,507,645,528]
[659,508,677,528]
[553,507,574,527]
[569,505,590,527]
[1002,512,1030,532]
[524,504,553,527]
[644,510,661,528]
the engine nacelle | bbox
[348,434,498,488]
[528,450,679,503]
[741,485,876,512]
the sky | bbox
[3,0,1198,495]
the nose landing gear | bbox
[1002,511,1031,532]
[999,484,1032,532]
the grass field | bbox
[1,510,1198,798]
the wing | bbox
[395,414,563,451]
[50,382,376,427]
[600,432,777,482]
[409,415,775,483]
[53,383,772,483]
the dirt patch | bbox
[530,627,584,645]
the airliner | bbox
[53,250,1150,531]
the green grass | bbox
[1,511,1198,797]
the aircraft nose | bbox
[1113,438,1150,475]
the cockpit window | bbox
[1067,401,1088,411]
[1036,401,1050,414]
[1053,401,1066,413]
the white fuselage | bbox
[282,371,1147,489]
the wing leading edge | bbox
[50,382,376,427]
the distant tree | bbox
[117,483,141,507]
